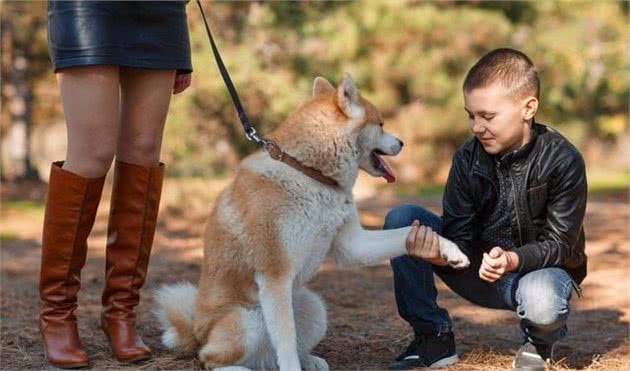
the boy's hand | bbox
[479,246,519,282]
[406,220,449,266]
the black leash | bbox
[194,1,339,187]
[195,0,280,155]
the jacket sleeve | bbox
[441,148,477,259]
[514,151,588,273]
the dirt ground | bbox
[1,178,628,370]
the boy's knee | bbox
[384,204,417,229]
[517,279,570,329]
[519,301,569,329]
[384,204,435,230]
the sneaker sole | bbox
[511,359,545,371]
[429,354,459,368]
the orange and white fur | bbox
[154,74,470,371]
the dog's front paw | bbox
[301,355,329,371]
[440,240,470,269]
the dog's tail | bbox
[153,282,199,354]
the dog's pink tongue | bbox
[376,155,396,183]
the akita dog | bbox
[154,74,470,371]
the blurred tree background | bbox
[1,0,628,184]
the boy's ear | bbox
[312,76,335,97]
[337,73,364,119]
[522,96,539,121]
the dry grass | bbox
[1,179,628,370]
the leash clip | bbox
[245,125,283,161]
[245,127,263,145]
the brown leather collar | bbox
[264,142,339,188]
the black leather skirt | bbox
[47,1,192,74]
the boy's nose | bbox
[471,121,485,134]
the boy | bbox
[386,48,587,371]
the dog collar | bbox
[264,141,340,188]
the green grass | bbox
[588,169,630,194]
[392,169,629,198]
[1,200,44,212]
[393,182,446,198]
[0,232,18,241]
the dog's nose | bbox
[398,139,404,148]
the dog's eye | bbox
[379,122,384,127]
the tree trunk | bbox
[6,18,39,181]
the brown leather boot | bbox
[39,161,106,369]
[101,160,164,362]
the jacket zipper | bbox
[507,169,524,246]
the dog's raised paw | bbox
[440,241,471,269]
[302,355,329,371]
[448,252,470,269]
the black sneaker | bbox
[512,341,554,371]
[389,332,459,370]
[394,335,423,362]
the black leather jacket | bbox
[442,123,588,284]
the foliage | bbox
[2,1,627,181]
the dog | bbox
[154,74,470,371]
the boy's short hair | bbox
[463,48,540,99]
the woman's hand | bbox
[173,73,191,94]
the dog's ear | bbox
[337,73,364,119]
[312,76,335,97]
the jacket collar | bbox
[472,122,543,176]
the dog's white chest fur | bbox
[244,153,355,287]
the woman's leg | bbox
[101,67,175,362]
[58,65,120,177]
[116,67,175,166]
[40,65,119,368]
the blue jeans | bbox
[386,204,574,345]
